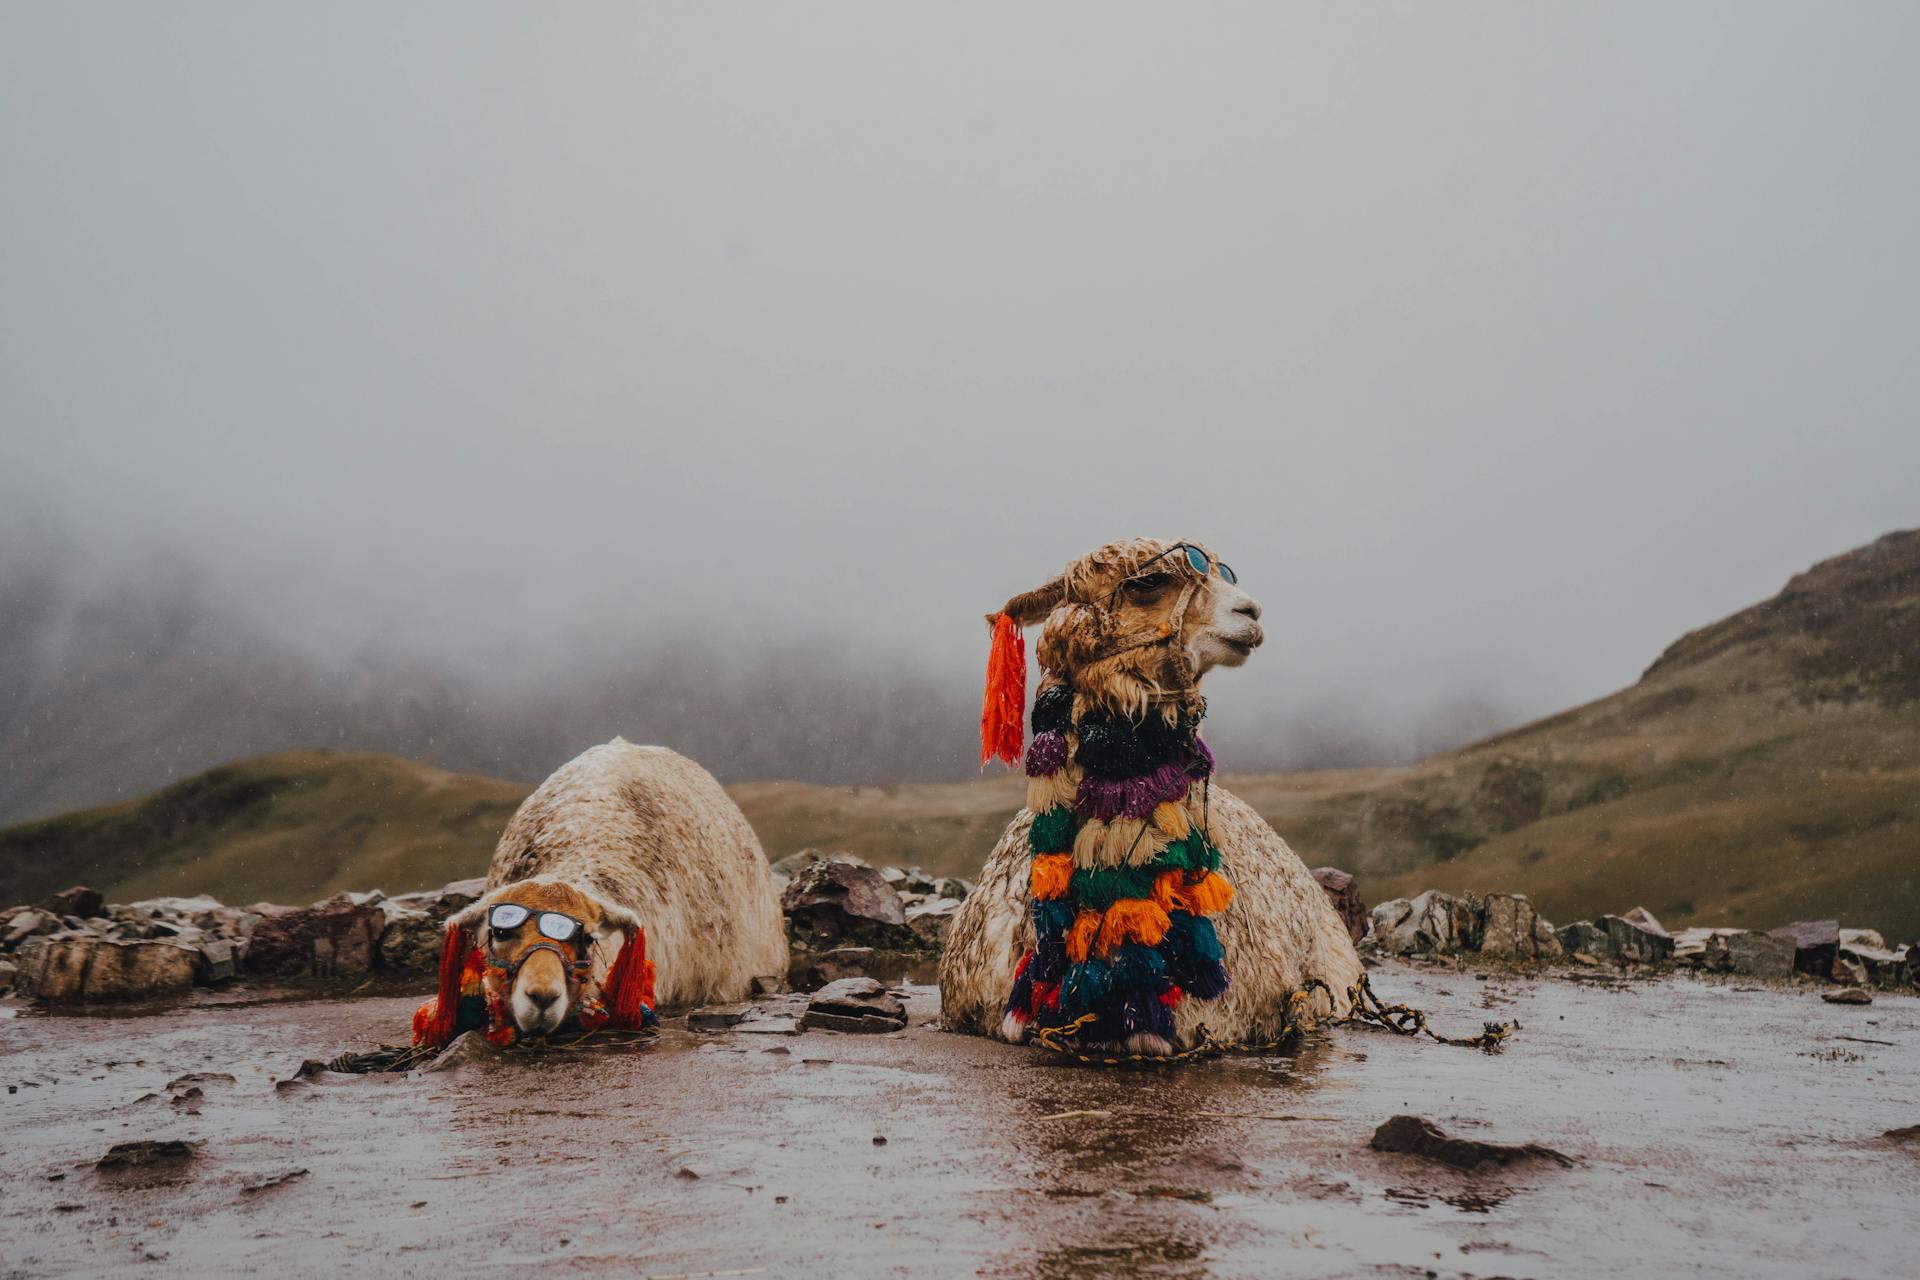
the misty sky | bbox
[4,3,1917,770]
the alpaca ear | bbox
[999,574,1066,628]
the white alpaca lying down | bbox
[414,739,787,1047]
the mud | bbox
[2,961,1915,1278]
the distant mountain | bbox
[1237,529,1920,940]
[5,532,1914,940]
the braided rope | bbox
[1028,971,1512,1067]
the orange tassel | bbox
[979,613,1026,767]
[602,927,655,1030]
[414,922,474,1048]
[1094,898,1172,957]
[1182,872,1235,916]
[1029,853,1073,901]
[1065,909,1102,964]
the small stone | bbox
[1821,987,1872,1005]
[1369,1115,1573,1170]
[1557,921,1618,963]
[800,1010,906,1034]
[240,1168,308,1195]
[803,976,908,1033]
[97,1140,199,1170]
[1839,928,1887,951]
[749,974,790,997]
[688,1004,752,1031]
[1838,943,1910,990]
[934,877,974,901]
[3,909,54,949]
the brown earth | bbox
[4,531,1916,939]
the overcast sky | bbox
[4,3,1916,766]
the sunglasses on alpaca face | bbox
[488,903,590,947]
[1107,543,1237,609]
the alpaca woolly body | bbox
[482,739,787,1009]
[941,787,1362,1045]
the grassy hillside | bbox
[5,531,1916,940]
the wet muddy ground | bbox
[3,961,1915,1279]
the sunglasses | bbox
[488,903,589,945]
[1109,543,1237,610]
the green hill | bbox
[5,531,1916,940]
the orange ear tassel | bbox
[602,927,655,1030]
[413,922,474,1048]
[980,612,1026,767]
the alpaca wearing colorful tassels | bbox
[412,739,787,1050]
[940,538,1364,1055]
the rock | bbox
[1618,906,1668,936]
[1368,891,1480,955]
[802,976,908,1033]
[688,1004,752,1031]
[41,887,105,919]
[782,860,908,944]
[196,940,238,984]
[420,1031,495,1072]
[1369,1116,1574,1170]
[769,849,870,879]
[375,905,445,974]
[733,1015,801,1035]
[97,1140,199,1170]
[878,866,908,884]
[3,909,55,949]
[245,897,387,979]
[1821,987,1872,1005]
[1312,868,1369,945]
[0,957,14,991]
[13,936,197,1002]
[749,974,789,997]
[1477,894,1563,961]
[1556,920,1617,962]
[1769,919,1840,978]
[788,945,887,988]
[1841,943,1910,990]
[934,877,974,901]
[1828,951,1869,987]
[386,878,485,923]
[1840,928,1887,951]
[240,1168,309,1195]
[1724,930,1795,979]
[1603,913,1674,965]
[904,897,963,947]
[898,869,939,896]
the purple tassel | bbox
[1074,761,1193,822]
[1191,735,1215,776]
[1024,730,1070,778]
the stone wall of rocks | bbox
[1365,889,1916,991]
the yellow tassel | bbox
[1029,853,1073,901]
[1072,819,1109,868]
[1152,801,1190,841]
[1026,767,1079,815]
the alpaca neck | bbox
[1003,679,1235,1051]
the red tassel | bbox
[414,922,474,1048]
[602,927,655,1030]
[979,612,1026,767]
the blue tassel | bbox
[1185,960,1230,1000]
[1119,991,1177,1041]
[1109,943,1166,992]
[1061,959,1113,1014]
[1032,933,1068,984]
[1031,898,1077,938]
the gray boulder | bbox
[1368,891,1480,955]
[14,935,197,1002]
[245,896,388,979]
[1724,930,1795,979]
[904,896,963,947]
[376,904,446,974]
[1556,920,1616,963]
[1603,912,1674,965]
[1478,894,1563,961]
[1312,867,1369,945]
[782,859,908,944]
[1768,919,1840,978]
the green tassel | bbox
[1157,835,1220,874]
[1027,805,1076,855]
[1069,866,1157,911]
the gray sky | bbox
[4,3,1917,766]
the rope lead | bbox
[1030,971,1514,1067]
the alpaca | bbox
[940,538,1364,1055]
[412,739,787,1047]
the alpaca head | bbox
[997,538,1264,722]
[447,878,640,1037]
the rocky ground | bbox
[3,960,1916,1279]
[4,861,1918,1277]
